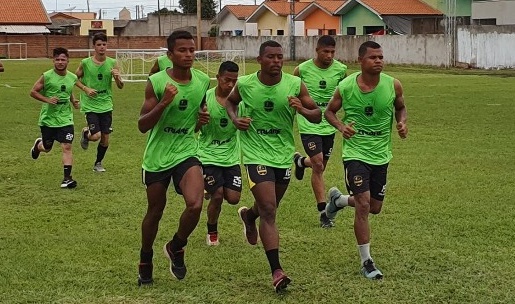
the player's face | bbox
[217,71,238,95]
[316,45,335,66]
[359,47,384,74]
[53,54,69,71]
[170,39,195,69]
[94,40,107,55]
[258,46,283,77]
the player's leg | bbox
[58,125,76,189]
[237,165,263,246]
[163,158,204,280]
[204,166,225,246]
[93,112,112,172]
[139,168,172,285]
[31,126,54,159]
[80,112,99,150]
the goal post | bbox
[0,43,27,60]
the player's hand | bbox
[72,100,80,109]
[198,105,210,126]
[233,117,252,131]
[162,83,178,106]
[288,96,302,111]
[84,87,97,97]
[340,121,356,139]
[111,68,121,79]
[396,121,408,139]
[47,96,59,104]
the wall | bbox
[456,25,515,68]
[217,35,449,66]
[304,8,340,35]
[472,0,515,25]
[342,4,384,35]
[257,10,287,36]
[421,0,472,16]
[219,14,245,36]
[80,20,114,36]
[120,14,212,37]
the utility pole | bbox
[86,0,90,12]
[158,0,162,36]
[290,0,295,61]
[197,0,201,50]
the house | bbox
[0,0,50,34]
[295,1,346,36]
[336,0,443,35]
[214,5,259,36]
[246,0,310,36]
[471,0,515,25]
[47,12,97,35]
[422,0,472,24]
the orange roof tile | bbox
[315,1,347,14]
[361,0,442,15]
[0,0,51,24]
[226,5,259,20]
[265,1,311,16]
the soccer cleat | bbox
[163,242,187,280]
[319,212,335,228]
[60,177,77,189]
[237,206,258,245]
[206,232,219,246]
[361,259,383,280]
[31,138,42,160]
[138,263,153,286]
[293,152,305,180]
[93,162,106,172]
[80,127,89,150]
[326,187,345,220]
[272,269,291,293]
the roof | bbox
[0,25,50,34]
[295,1,347,20]
[337,0,442,15]
[247,1,310,22]
[0,0,51,24]
[226,5,259,20]
[48,12,97,20]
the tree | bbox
[179,0,217,19]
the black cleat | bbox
[163,242,187,280]
[138,263,154,286]
[60,177,77,189]
[293,152,305,180]
[31,138,42,160]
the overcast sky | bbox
[42,0,262,19]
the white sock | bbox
[335,195,349,207]
[358,243,372,265]
[296,157,304,168]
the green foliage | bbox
[208,25,219,37]
[1,59,515,303]
[150,7,181,15]
[179,0,217,19]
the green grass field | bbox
[1,59,514,303]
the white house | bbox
[215,5,259,36]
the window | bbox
[473,18,496,25]
[364,26,384,35]
[347,27,356,35]
[277,30,284,36]
[328,29,336,35]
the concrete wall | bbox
[217,35,449,66]
[219,14,245,36]
[472,0,515,25]
[120,14,212,37]
[457,25,515,68]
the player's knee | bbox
[185,199,203,214]
[311,155,324,173]
[225,193,241,205]
[42,140,53,151]
[257,202,276,220]
[211,188,224,201]
[369,199,383,214]
[89,132,101,141]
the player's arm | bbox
[75,79,96,97]
[148,60,160,76]
[325,88,355,139]
[30,76,57,104]
[138,81,177,133]
[394,79,408,139]
[195,93,209,133]
[291,82,321,123]
[112,62,124,89]
[70,93,79,109]
[75,62,84,79]
[293,66,300,77]
[226,84,251,131]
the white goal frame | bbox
[0,43,27,60]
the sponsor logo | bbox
[65,133,74,141]
[178,99,188,111]
[220,118,228,127]
[353,175,363,187]
[210,137,232,145]
[257,128,281,135]
[364,106,374,116]
[97,73,103,80]
[232,176,242,187]
[284,168,291,180]
[264,100,274,112]
[60,85,66,92]
[256,165,267,176]
[308,141,316,151]
[163,127,188,134]
[96,89,107,94]
[357,129,383,136]
[316,101,329,107]
[319,80,327,89]
[206,175,215,186]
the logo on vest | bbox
[220,118,228,127]
[264,100,274,112]
[178,99,188,111]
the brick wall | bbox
[1,35,217,58]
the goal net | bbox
[115,49,245,82]
[0,43,27,60]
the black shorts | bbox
[86,111,112,135]
[245,164,291,189]
[40,125,74,150]
[203,165,242,194]
[344,160,388,201]
[142,157,202,195]
[300,133,335,159]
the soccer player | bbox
[29,47,79,188]
[137,30,210,286]
[324,41,408,280]
[291,35,348,228]
[148,54,173,75]
[197,61,241,246]
[75,32,124,172]
[226,40,321,292]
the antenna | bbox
[65,6,77,11]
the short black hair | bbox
[259,40,282,56]
[167,30,194,51]
[358,41,381,57]
[317,35,336,47]
[53,47,69,58]
[218,61,239,74]
[92,32,107,44]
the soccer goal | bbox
[115,49,246,82]
[0,43,27,60]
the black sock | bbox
[207,223,218,234]
[246,207,259,222]
[317,202,327,212]
[170,233,187,252]
[64,165,72,178]
[140,249,153,264]
[96,144,108,163]
[265,249,282,274]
